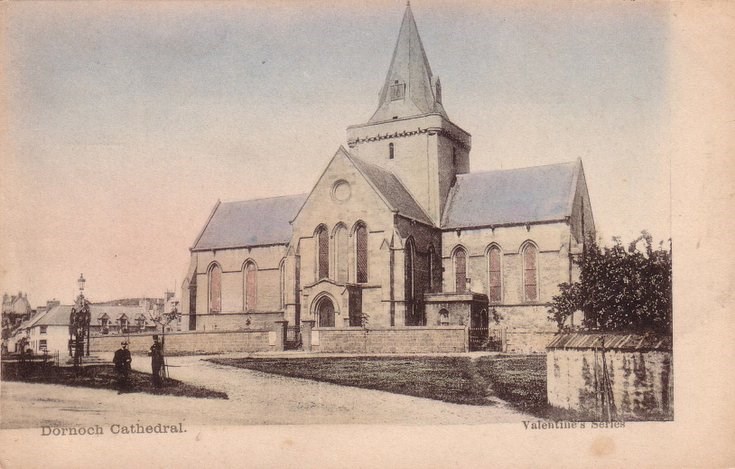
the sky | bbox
[1,0,672,307]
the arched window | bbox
[405,238,416,325]
[316,226,329,280]
[522,243,539,302]
[188,275,197,330]
[244,261,257,311]
[208,264,222,313]
[488,246,502,303]
[428,245,436,292]
[279,260,286,310]
[355,223,368,283]
[454,247,467,293]
[333,224,348,283]
[389,142,395,160]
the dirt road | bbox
[2,353,531,428]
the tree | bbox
[548,231,672,335]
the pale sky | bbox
[1,1,671,306]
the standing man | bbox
[150,335,164,387]
[113,341,132,392]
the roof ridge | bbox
[220,193,309,205]
[458,160,579,178]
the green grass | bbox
[210,355,548,414]
[1,362,227,399]
[474,355,548,415]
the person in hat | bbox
[149,335,164,387]
[113,341,132,392]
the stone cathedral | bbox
[181,4,595,353]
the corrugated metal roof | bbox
[546,332,672,351]
[350,155,434,225]
[193,194,307,251]
[442,161,579,229]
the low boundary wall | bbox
[311,326,467,353]
[546,332,673,420]
[90,329,273,354]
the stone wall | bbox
[505,330,557,354]
[194,312,284,332]
[312,326,467,353]
[547,344,673,420]
[89,329,273,355]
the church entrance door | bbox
[316,297,335,328]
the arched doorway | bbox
[316,297,335,328]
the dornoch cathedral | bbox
[181,4,595,353]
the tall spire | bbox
[368,3,447,123]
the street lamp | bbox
[69,273,91,367]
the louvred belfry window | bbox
[356,224,368,283]
[390,81,405,101]
[317,227,329,280]
[454,248,467,293]
[488,247,502,303]
[209,264,222,313]
[245,262,257,311]
[523,244,538,301]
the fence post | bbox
[464,325,470,352]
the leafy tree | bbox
[548,231,672,335]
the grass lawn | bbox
[210,355,547,414]
[1,362,228,399]
[474,355,548,415]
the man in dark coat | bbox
[113,341,132,392]
[150,336,164,387]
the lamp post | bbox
[68,273,91,367]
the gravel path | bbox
[2,353,532,428]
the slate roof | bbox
[369,4,446,123]
[29,305,152,327]
[192,194,307,251]
[442,161,580,229]
[350,154,434,225]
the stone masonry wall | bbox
[547,348,673,420]
[313,326,466,353]
[90,330,273,355]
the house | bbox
[2,292,33,339]
[180,4,595,352]
[21,303,157,356]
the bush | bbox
[548,231,672,335]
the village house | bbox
[2,292,33,337]
[17,302,162,356]
[180,4,595,353]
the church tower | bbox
[346,3,471,226]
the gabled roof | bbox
[349,153,434,225]
[192,194,307,251]
[29,305,149,327]
[442,160,581,229]
[369,3,447,123]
